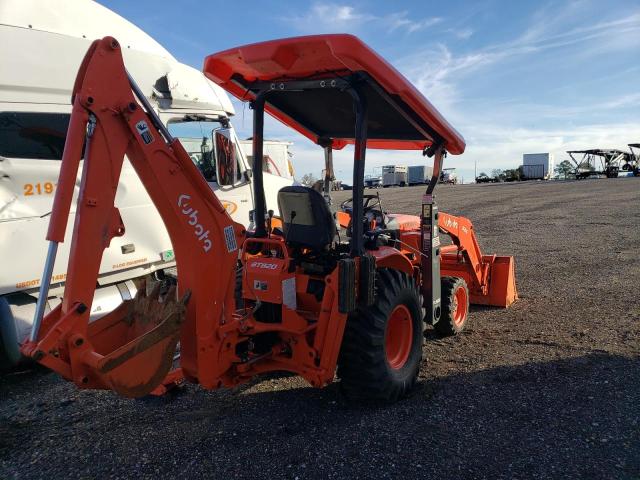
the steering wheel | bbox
[340,194,383,215]
[339,194,386,230]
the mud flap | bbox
[338,259,356,313]
[358,254,376,307]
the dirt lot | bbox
[1,178,639,479]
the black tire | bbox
[338,268,423,403]
[434,277,469,337]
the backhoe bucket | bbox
[471,255,518,308]
[82,283,189,398]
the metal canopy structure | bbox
[626,144,640,175]
[566,149,633,179]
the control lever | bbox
[267,209,274,237]
[285,210,296,244]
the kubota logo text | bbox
[178,194,212,252]
[443,216,458,230]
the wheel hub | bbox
[385,304,413,369]
[453,286,468,326]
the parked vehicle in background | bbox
[476,173,494,183]
[239,139,295,180]
[364,175,382,188]
[521,153,554,180]
[407,165,433,185]
[0,0,293,369]
[439,168,458,184]
[382,165,408,187]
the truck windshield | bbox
[168,119,244,184]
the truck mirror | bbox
[213,127,236,186]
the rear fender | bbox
[368,246,413,276]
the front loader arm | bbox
[437,212,489,292]
[21,37,245,396]
[438,212,517,307]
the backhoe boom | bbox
[21,37,244,396]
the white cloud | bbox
[283,3,443,35]
[396,44,501,116]
[281,3,375,32]
[386,12,442,34]
[451,28,474,40]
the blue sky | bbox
[103,0,640,182]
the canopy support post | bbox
[250,92,268,237]
[348,86,368,258]
[321,141,334,204]
[421,144,445,325]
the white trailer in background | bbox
[522,153,554,180]
[0,0,292,368]
[382,165,408,187]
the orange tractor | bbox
[20,35,516,402]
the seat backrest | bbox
[277,186,336,251]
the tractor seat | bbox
[277,186,336,251]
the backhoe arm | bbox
[20,37,245,397]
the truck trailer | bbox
[408,165,434,185]
[382,165,408,187]
[522,153,554,180]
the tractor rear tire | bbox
[338,268,423,403]
[434,277,469,337]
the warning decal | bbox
[135,121,154,144]
[224,225,237,252]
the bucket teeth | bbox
[126,282,189,329]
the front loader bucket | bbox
[82,283,189,398]
[471,255,518,308]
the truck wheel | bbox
[435,277,469,336]
[338,268,423,403]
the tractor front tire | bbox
[434,277,469,337]
[338,269,423,403]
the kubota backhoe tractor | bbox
[20,34,517,402]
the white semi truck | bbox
[0,0,293,368]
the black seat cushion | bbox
[277,186,336,251]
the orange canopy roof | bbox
[203,34,465,155]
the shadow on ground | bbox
[1,352,638,479]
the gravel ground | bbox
[1,178,639,479]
